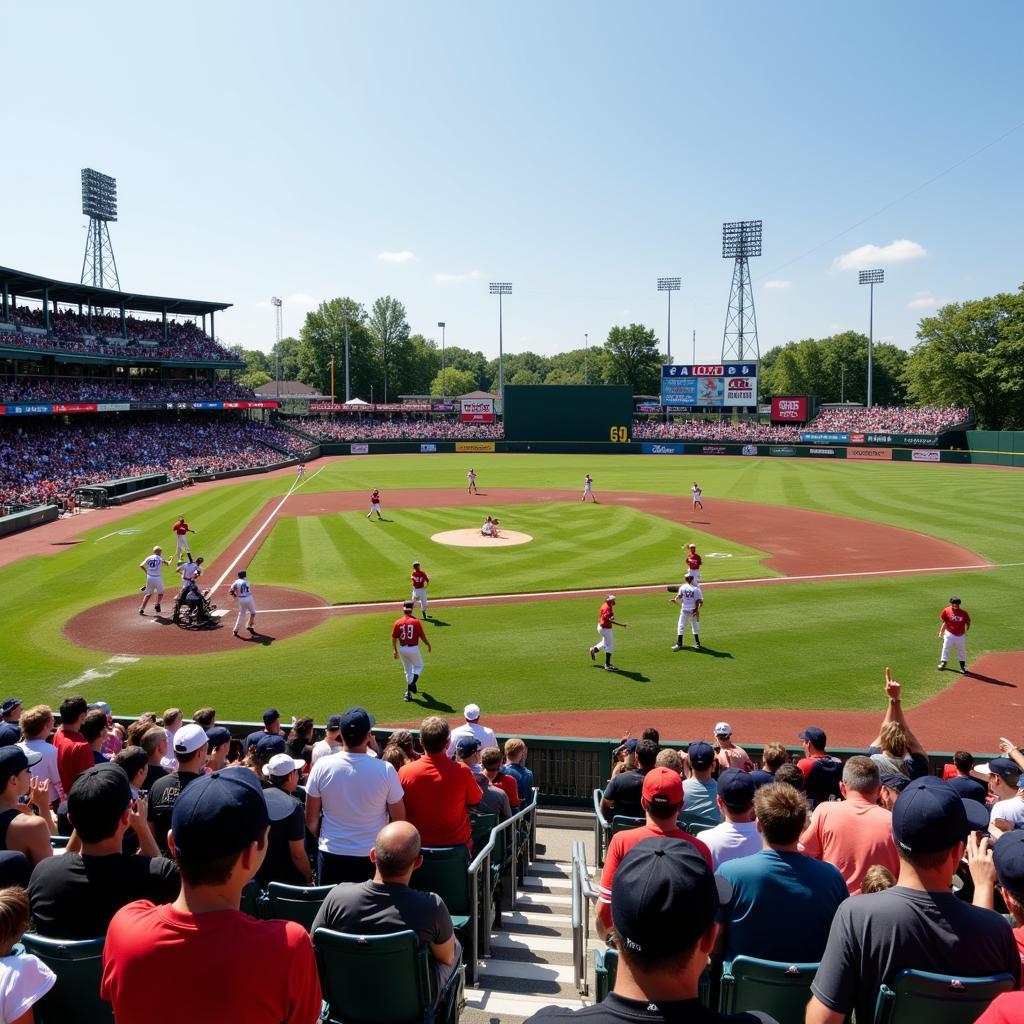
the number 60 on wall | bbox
[609,426,629,443]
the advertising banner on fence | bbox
[419,444,438,453]
[350,444,369,454]
[661,362,758,408]
[863,432,942,447]
[770,446,797,457]
[741,445,759,456]
[801,431,849,443]
[460,398,495,423]
[771,397,809,422]
[848,447,893,461]
[808,447,838,457]
[455,441,495,453]
[641,442,685,455]
[635,402,662,414]
[697,444,728,455]
[0,399,267,416]
[911,449,941,462]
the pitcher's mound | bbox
[431,528,533,548]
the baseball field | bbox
[3,453,1022,747]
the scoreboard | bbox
[661,362,758,408]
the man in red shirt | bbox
[101,767,320,1024]
[596,767,712,939]
[588,595,627,672]
[481,747,520,809]
[53,696,93,801]
[367,489,383,520]
[392,601,432,702]
[795,726,843,808]
[398,717,481,849]
[172,515,195,563]
[684,542,703,583]
[938,595,971,673]
[410,561,430,620]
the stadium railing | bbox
[571,838,600,997]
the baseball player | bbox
[296,462,306,481]
[691,482,704,511]
[172,515,196,562]
[467,468,478,494]
[582,473,596,503]
[410,561,430,619]
[938,595,971,673]
[392,600,432,701]
[684,543,703,583]
[228,570,257,638]
[588,595,627,672]
[367,488,383,520]
[139,546,171,616]
[670,573,703,650]
[176,555,204,594]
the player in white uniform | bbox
[296,462,306,480]
[228,570,257,637]
[669,573,703,650]
[467,468,478,494]
[176,555,204,598]
[582,474,596,503]
[691,482,703,511]
[139,546,171,616]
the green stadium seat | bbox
[411,847,476,972]
[239,878,266,918]
[677,809,720,836]
[872,968,1015,1024]
[313,926,464,1024]
[21,933,112,1023]
[610,815,645,836]
[593,947,618,1002]
[265,882,334,931]
[719,957,819,1023]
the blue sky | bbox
[4,1,1023,363]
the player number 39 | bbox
[609,426,629,443]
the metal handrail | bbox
[593,788,610,866]
[571,839,601,996]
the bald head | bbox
[372,821,422,880]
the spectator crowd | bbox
[0,376,255,405]
[294,415,504,441]
[807,404,970,433]
[632,419,803,442]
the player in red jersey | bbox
[684,542,703,583]
[588,595,627,672]
[938,595,971,673]
[392,601,432,701]
[410,562,430,620]
[172,515,196,563]
[366,489,383,520]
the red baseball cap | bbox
[642,766,684,807]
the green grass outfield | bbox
[1,453,1021,722]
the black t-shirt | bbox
[526,992,775,1024]
[142,763,168,792]
[255,796,308,887]
[946,774,989,805]
[603,769,650,820]
[0,723,20,748]
[148,770,201,854]
[28,851,180,938]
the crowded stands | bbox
[0,377,255,405]
[0,416,308,506]
[631,419,803,442]
[807,404,970,433]
[293,415,505,441]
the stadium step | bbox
[462,827,593,1023]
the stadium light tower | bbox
[437,321,446,381]
[859,268,884,409]
[584,332,589,385]
[271,297,283,401]
[721,220,762,362]
[489,282,512,400]
[657,277,681,362]
[80,168,121,291]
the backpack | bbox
[805,756,843,808]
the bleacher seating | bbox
[20,934,112,1024]
[294,416,503,441]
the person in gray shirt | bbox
[807,776,1018,1024]
[681,741,723,824]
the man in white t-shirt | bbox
[697,768,760,869]
[976,757,1024,838]
[310,716,343,765]
[304,707,404,884]
[447,704,497,759]
[18,705,63,806]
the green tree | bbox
[297,298,374,401]
[430,367,476,396]
[237,369,272,390]
[509,368,543,385]
[275,336,302,381]
[404,334,441,395]
[601,324,662,394]
[545,348,590,384]
[367,296,411,404]
[441,346,490,390]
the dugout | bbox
[503,385,634,444]
[76,471,173,508]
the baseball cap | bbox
[173,723,209,756]
[717,768,756,809]
[687,543,696,549]
[464,704,481,722]
[262,753,305,778]
[642,766,684,808]
[326,715,342,732]
[87,701,112,717]
[880,772,910,793]
[171,767,270,859]
[686,740,714,771]
[993,831,1024,897]
[254,734,287,758]
[685,573,694,581]
[606,595,616,603]
[456,736,482,757]
[799,726,827,748]
[611,838,731,955]
[950,596,962,604]
[625,738,639,752]
[0,747,39,788]
[412,561,420,567]
[0,698,21,717]
[714,722,732,737]
[974,757,1023,787]
[68,762,131,824]
[205,726,232,749]
[263,786,299,823]
[262,708,281,727]
[339,707,373,745]
[892,775,989,854]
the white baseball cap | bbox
[262,753,305,778]
[606,595,616,602]
[464,704,481,721]
[714,722,733,737]
[688,543,696,549]
[173,723,209,755]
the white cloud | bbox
[764,280,791,290]
[433,269,482,284]
[285,292,315,305]
[907,291,938,310]
[832,239,927,271]
[378,250,417,264]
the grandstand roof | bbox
[0,266,231,317]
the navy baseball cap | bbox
[975,757,1023,788]
[171,767,269,859]
[0,746,39,788]
[611,838,731,955]
[687,741,714,770]
[799,727,827,748]
[262,708,280,727]
[1,698,21,717]
[880,772,910,793]
[717,768,756,809]
[892,775,989,855]
[340,707,373,745]
[205,726,232,749]
[326,715,342,731]
[993,831,1024,897]
[456,736,482,757]
[254,734,287,758]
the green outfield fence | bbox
[114,717,990,809]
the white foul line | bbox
[253,560,1024,615]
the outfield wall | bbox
[966,430,1024,467]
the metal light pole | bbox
[840,363,846,404]
[437,321,446,386]
[271,296,283,401]
[343,319,350,402]
[489,282,511,400]
[859,269,884,408]
[584,332,589,385]
[657,277,681,362]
